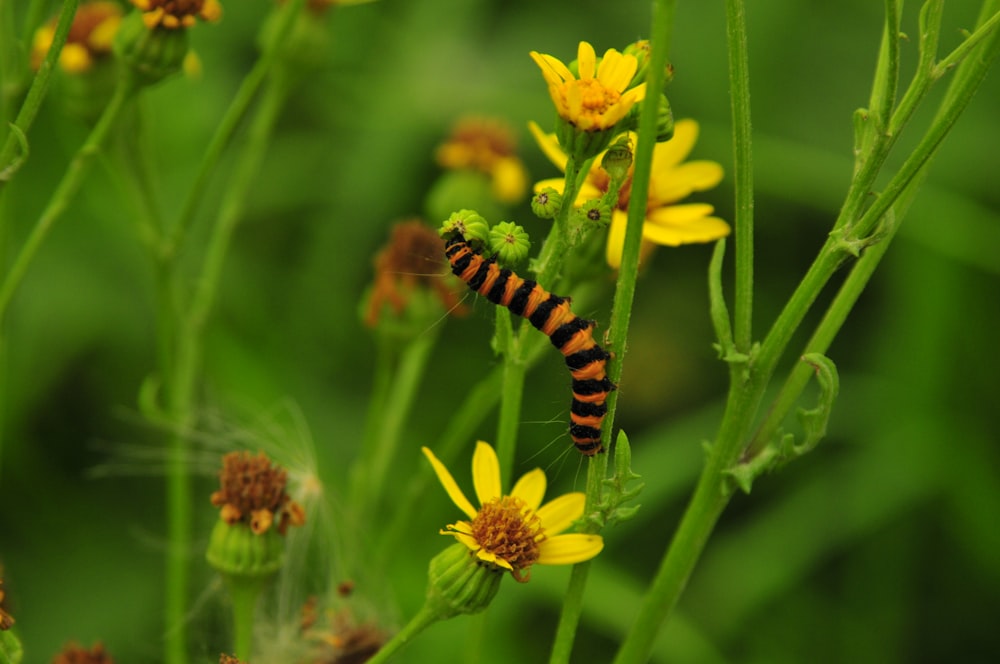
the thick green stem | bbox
[552,2,676,661]
[725,0,754,351]
[226,576,268,662]
[492,307,522,490]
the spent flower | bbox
[51,642,114,664]
[423,441,603,583]
[30,2,122,73]
[129,0,223,30]
[530,118,729,268]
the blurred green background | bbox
[1,0,999,662]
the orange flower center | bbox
[559,79,622,124]
[471,496,543,582]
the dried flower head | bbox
[364,220,466,328]
[210,451,305,536]
[31,2,122,73]
[0,576,13,631]
[51,642,114,664]
[129,0,223,30]
[219,655,244,664]
[299,596,385,664]
[436,117,528,204]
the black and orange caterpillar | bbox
[444,233,615,455]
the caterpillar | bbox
[444,233,615,455]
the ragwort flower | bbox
[422,441,603,583]
[530,41,646,133]
[530,118,729,269]
[435,116,529,204]
[30,2,122,73]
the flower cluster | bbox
[210,451,306,536]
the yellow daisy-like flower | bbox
[530,41,646,132]
[130,0,223,30]
[530,118,729,268]
[435,116,529,204]
[422,441,603,583]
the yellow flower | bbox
[530,118,729,268]
[130,0,223,30]
[30,1,122,73]
[422,441,603,583]
[530,41,646,132]
[435,116,529,204]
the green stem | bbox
[162,71,291,664]
[365,604,439,664]
[493,306,522,490]
[0,75,135,322]
[226,575,268,662]
[552,2,677,662]
[0,0,80,190]
[164,0,307,259]
[725,0,754,352]
[360,326,441,518]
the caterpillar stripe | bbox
[445,234,615,455]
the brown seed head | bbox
[470,496,543,583]
[210,451,305,535]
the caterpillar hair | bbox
[444,232,615,455]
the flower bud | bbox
[424,543,503,620]
[206,519,286,579]
[655,94,675,142]
[113,11,190,86]
[623,40,650,88]
[601,137,633,184]
[488,222,530,264]
[578,199,611,228]
[439,210,490,244]
[530,187,562,220]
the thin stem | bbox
[162,72,291,664]
[165,0,307,259]
[725,0,754,352]
[493,306,522,490]
[226,576,268,662]
[0,75,135,321]
[365,604,439,664]
[0,0,80,189]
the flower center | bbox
[563,79,621,120]
[471,496,543,582]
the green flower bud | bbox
[623,40,650,88]
[439,210,490,244]
[530,187,562,220]
[113,11,190,87]
[655,94,675,142]
[488,221,530,264]
[425,543,503,620]
[577,199,611,228]
[206,519,285,579]
[601,137,633,184]
[0,630,22,664]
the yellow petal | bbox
[605,209,630,269]
[533,177,567,194]
[650,161,724,204]
[422,447,477,519]
[528,121,568,173]
[476,548,513,571]
[530,51,574,86]
[596,49,637,93]
[577,41,596,80]
[536,492,586,536]
[510,468,546,511]
[472,441,501,505]
[490,156,528,203]
[652,119,699,170]
[537,534,604,565]
[452,530,481,553]
[644,208,731,246]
